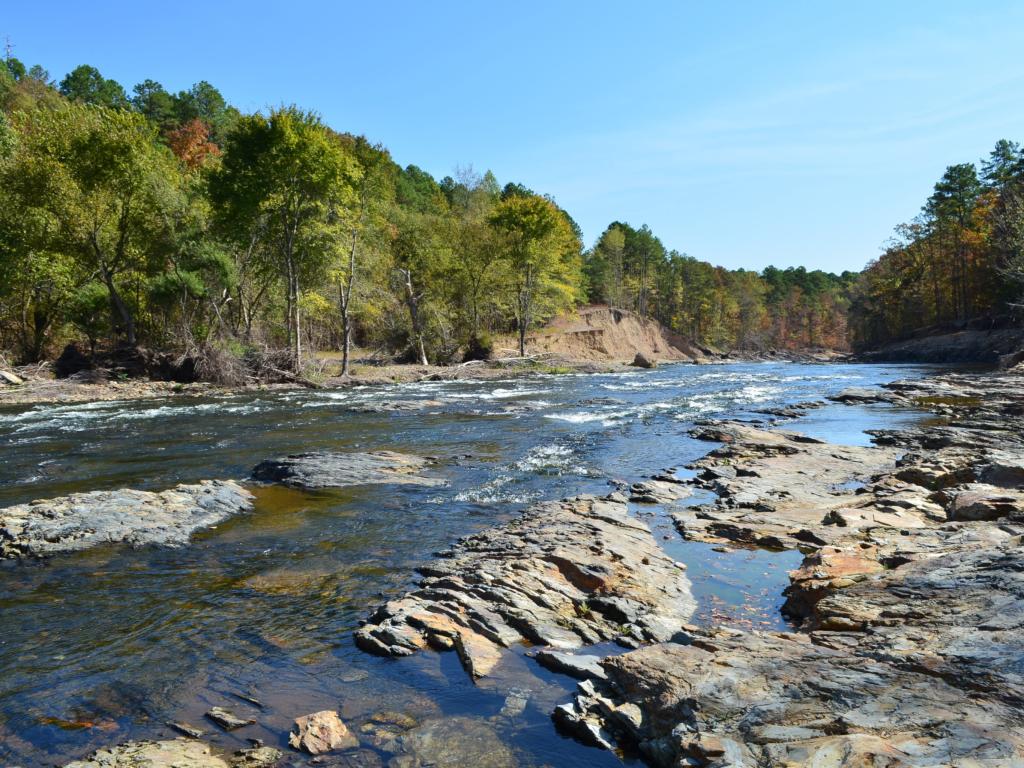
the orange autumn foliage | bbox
[166,118,220,170]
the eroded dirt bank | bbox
[558,369,1024,766]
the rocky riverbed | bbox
[4,361,1019,767]
[556,368,1024,766]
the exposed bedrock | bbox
[0,480,254,560]
[251,450,441,489]
[674,421,911,551]
[355,494,695,678]
[557,370,1024,765]
[556,626,1024,767]
[556,369,1024,765]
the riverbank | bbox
[0,346,854,409]
[0,355,625,408]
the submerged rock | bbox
[394,717,516,768]
[251,450,441,490]
[64,738,230,767]
[206,706,254,731]
[288,710,358,754]
[230,747,282,768]
[0,480,254,560]
[356,494,695,678]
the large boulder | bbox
[288,710,358,754]
[630,352,656,369]
[55,343,93,378]
[944,484,1024,521]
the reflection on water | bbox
[0,362,931,766]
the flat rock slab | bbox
[534,649,608,681]
[206,706,254,731]
[64,738,230,767]
[675,421,907,550]
[809,539,1024,704]
[356,495,695,678]
[0,480,254,560]
[251,450,441,490]
[558,628,1024,767]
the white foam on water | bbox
[447,474,540,505]
[514,443,594,475]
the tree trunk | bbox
[102,269,136,346]
[338,279,353,376]
[292,270,302,370]
[401,268,428,366]
[517,263,534,358]
[339,226,358,376]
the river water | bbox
[0,362,929,766]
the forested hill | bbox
[2,56,1021,376]
[0,55,863,376]
[850,140,1024,351]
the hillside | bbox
[503,306,707,364]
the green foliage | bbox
[850,139,1024,348]
[2,100,182,346]
[58,64,129,109]
[131,79,177,132]
[65,281,111,352]
[490,193,582,355]
[2,48,916,371]
[209,106,361,365]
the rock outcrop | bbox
[356,494,695,678]
[673,421,908,551]
[251,450,441,489]
[557,369,1024,765]
[557,626,1024,766]
[631,352,656,369]
[0,480,254,560]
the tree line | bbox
[0,54,866,378]
[849,140,1024,349]
[583,223,856,351]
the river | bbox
[0,362,930,766]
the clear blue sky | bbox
[4,1,1024,272]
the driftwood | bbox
[267,366,322,389]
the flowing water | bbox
[0,362,930,766]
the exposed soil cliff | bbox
[504,306,707,363]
